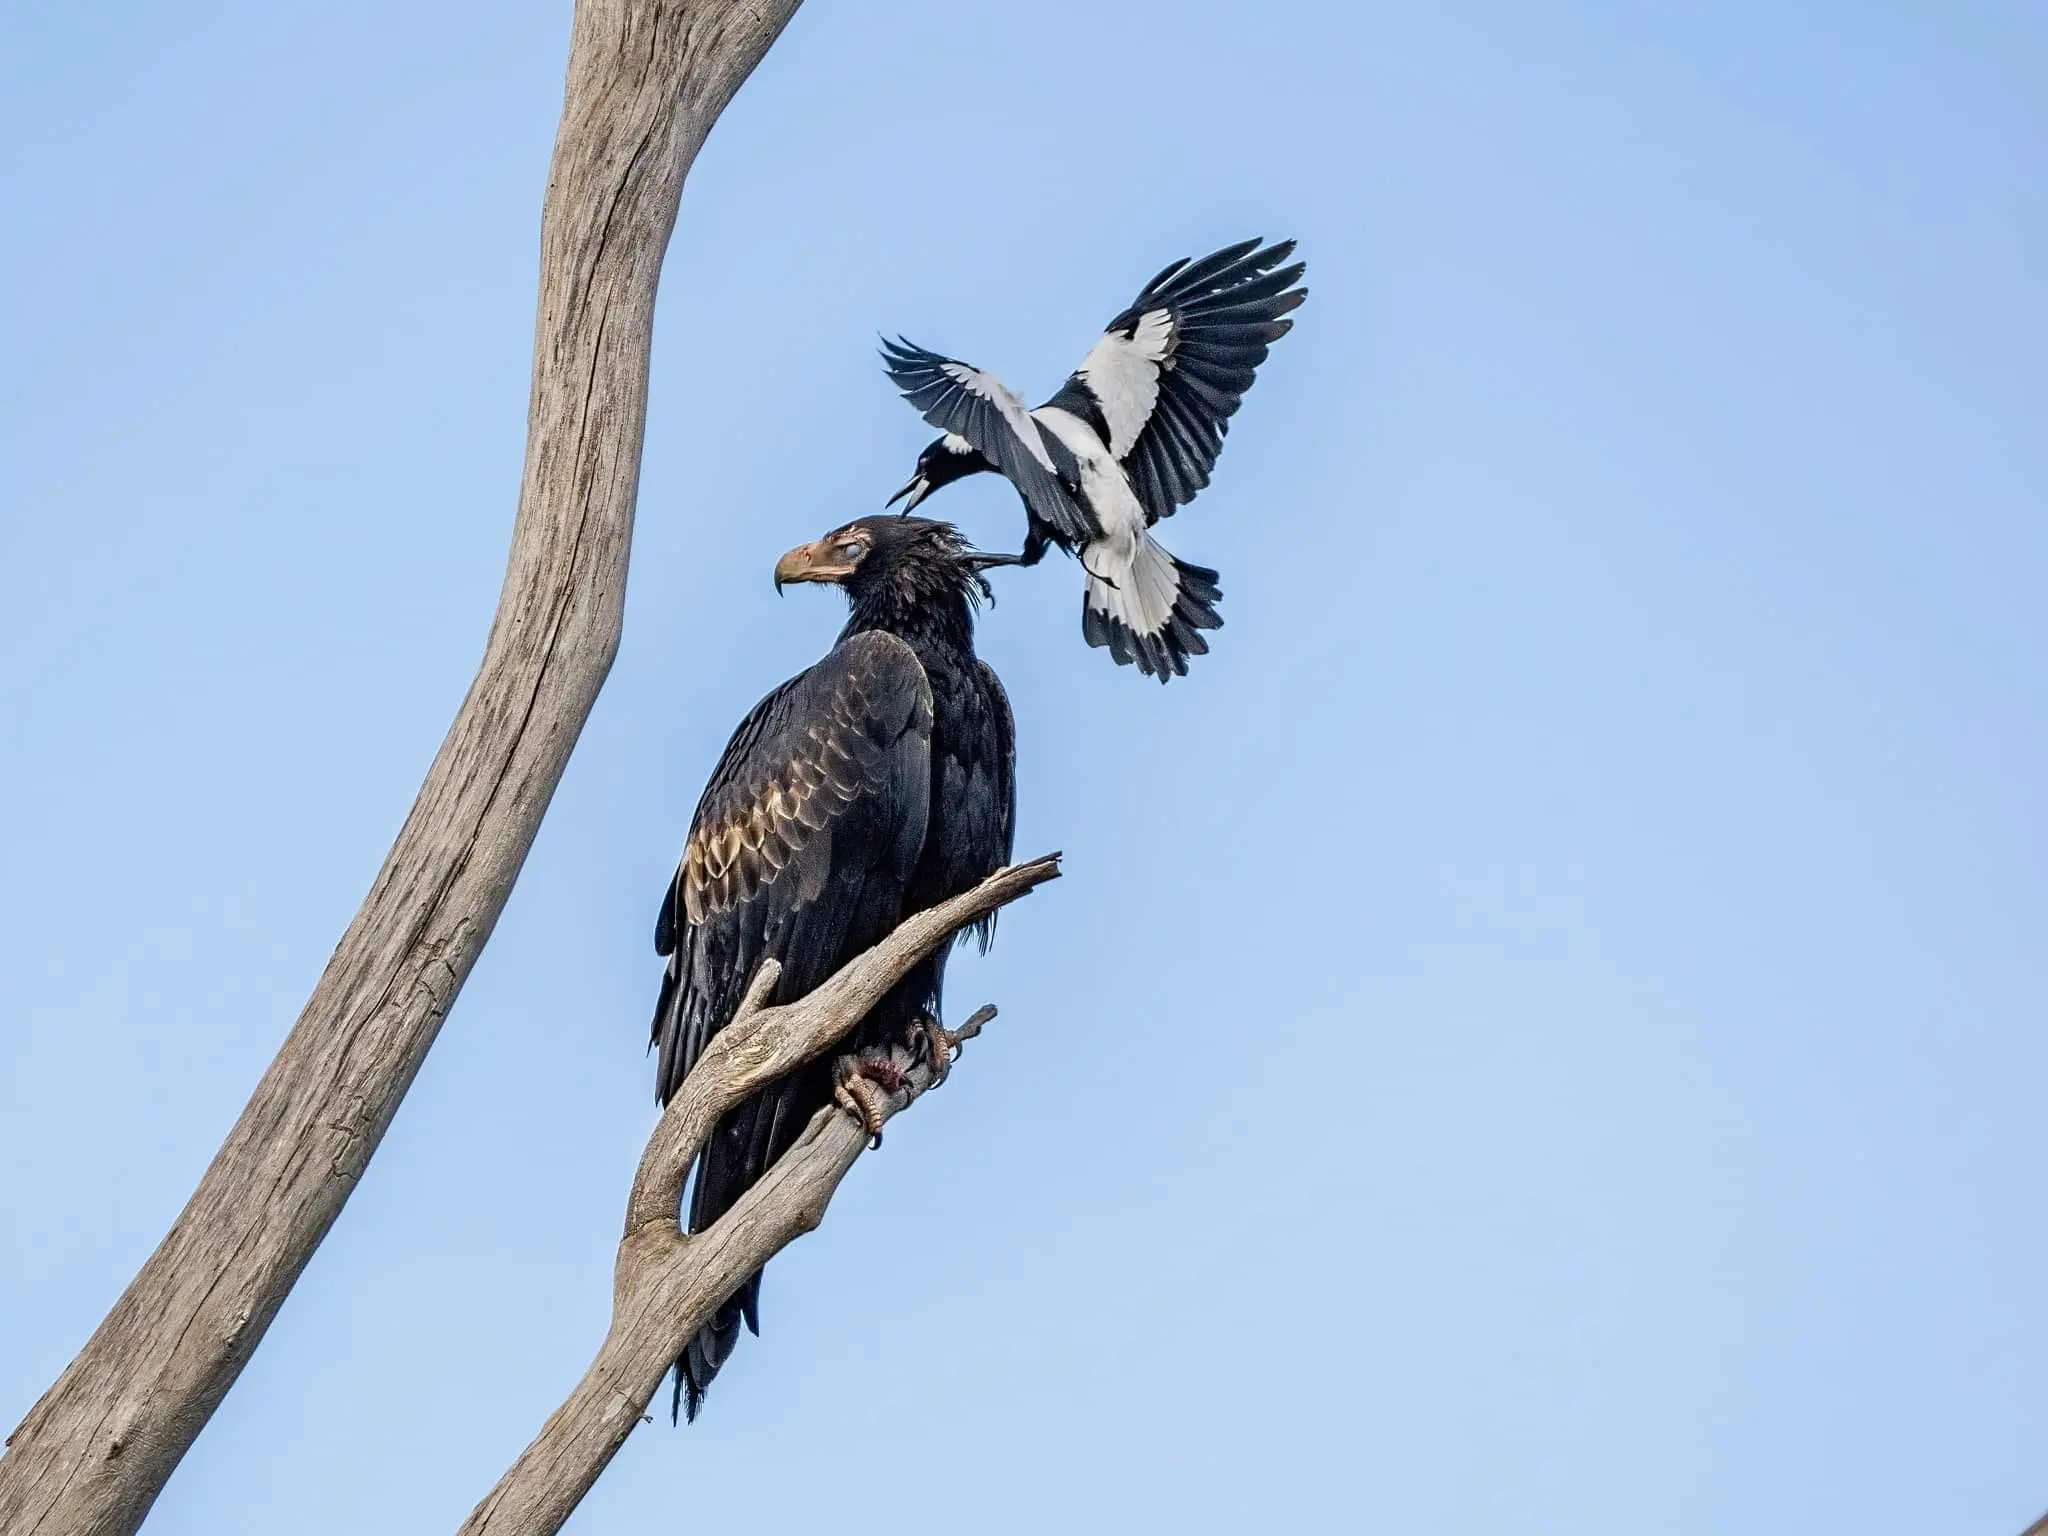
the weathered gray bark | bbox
[461,855,1062,1536]
[0,5,803,1532]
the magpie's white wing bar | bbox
[1074,306,1176,458]
[1060,238,1307,528]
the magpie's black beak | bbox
[885,472,931,514]
[967,551,1025,571]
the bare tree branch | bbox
[0,5,802,1531]
[459,854,1063,1536]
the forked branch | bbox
[458,853,1062,1536]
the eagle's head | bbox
[776,516,1015,594]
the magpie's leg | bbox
[1074,534,1124,589]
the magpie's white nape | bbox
[880,238,1306,680]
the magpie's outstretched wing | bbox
[881,338,1096,545]
[1054,237,1306,525]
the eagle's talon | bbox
[833,1055,903,1147]
[913,1015,963,1086]
[909,1003,998,1088]
[832,1071,885,1147]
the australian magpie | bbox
[882,237,1306,680]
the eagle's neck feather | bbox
[841,566,978,655]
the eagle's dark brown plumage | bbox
[650,516,1015,1419]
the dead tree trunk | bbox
[0,5,803,1531]
[461,855,1062,1536]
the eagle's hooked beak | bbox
[773,539,855,592]
[884,472,931,514]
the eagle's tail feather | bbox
[669,1064,818,1421]
[675,1276,758,1422]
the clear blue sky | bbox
[2,3,2043,1531]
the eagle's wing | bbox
[651,629,933,1419]
[973,660,1018,943]
[881,337,1097,545]
[941,660,1015,953]
[652,628,933,1104]
[1054,237,1306,525]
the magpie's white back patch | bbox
[1076,307,1177,458]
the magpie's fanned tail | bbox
[1080,527,1222,681]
